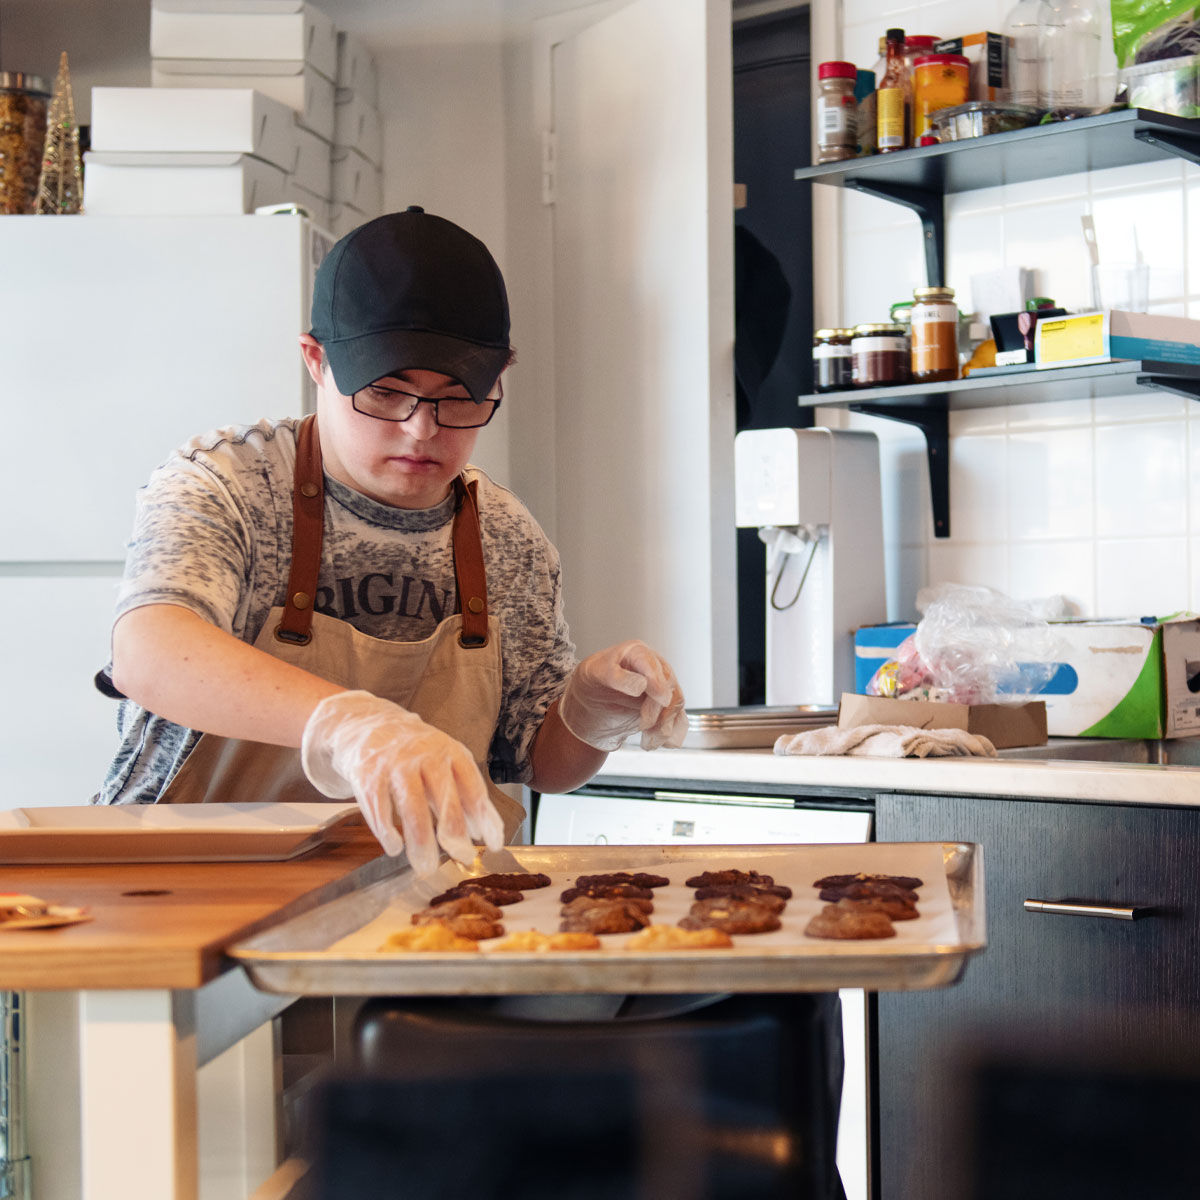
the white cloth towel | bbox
[774,723,997,759]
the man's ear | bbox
[298,333,327,389]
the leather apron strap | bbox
[274,413,490,647]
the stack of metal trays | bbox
[683,705,838,750]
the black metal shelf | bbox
[804,361,1200,538]
[794,109,1200,286]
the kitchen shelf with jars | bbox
[793,107,1200,537]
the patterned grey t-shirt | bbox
[97,418,578,804]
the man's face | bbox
[300,336,485,509]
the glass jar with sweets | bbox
[851,323,910,387]
[816,61,858,163]
[910,286,959,382]
[812,328,854,392]
[912,53,969,139]
[0,72,50,215]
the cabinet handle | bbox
[1024,898,1150,921]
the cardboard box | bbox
[150,2,338,83]
[1160,616,1200,737]
[838,692,1048,749]
[1034,310,1200,369]
[152,63,336,143]
[934,32,1006,102]
[331,148,381,213]
[82,152,288,215]
[91,87,298,173]
[336,32,378,106]
[290,121,332,198]
[333,93,382,164]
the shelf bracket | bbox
[853,404,951,538]
[1133,127,1200,170]
[1137,372,1200,402]
[844,179,945,287]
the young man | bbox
[97,207,687,875]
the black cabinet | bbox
[874,792,1200,1200]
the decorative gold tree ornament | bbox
[35,52,83,214]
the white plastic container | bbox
[82,151,288,215]
[90,87,298,172]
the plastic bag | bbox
[1112,0,1200,68]
[909,584,1067,705]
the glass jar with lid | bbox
[910,286,959,382]
[816,61,859,163]
[0,72,50,215]
[812,328,854,392]
[851,323,910,387]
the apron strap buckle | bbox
[275,625,313,647]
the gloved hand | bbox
[301,690,504,876]
[557,640,688,752]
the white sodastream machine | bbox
[534,429,887,1200]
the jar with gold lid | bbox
[0,72,50,215]
[812,327,854,392]
[910,286,959,382]
[851,323,910,387]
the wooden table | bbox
[2,821,386,1200]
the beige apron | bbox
[157,413,526,838]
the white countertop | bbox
[596,744,1200,808]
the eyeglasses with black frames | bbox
[351,379,503,428]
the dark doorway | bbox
[733,3,813,706]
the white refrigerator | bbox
[0,214,332,808]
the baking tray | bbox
[228,842,985,996]
[683,705,837,750]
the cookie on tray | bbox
[818,879,919,904]
[572,872,670,890]
[492,930,602,952]
[814,872,924,891]
[834,895,919,921]
[560,895,654,919]
[465,871,552,890]
[559,898,652,934]
[412,894,504,940]
[679,896,781,935]
[381,923,479,952]
[804,904,895,940]
[685,869,777,890]
[429,883,524,907]
[625,924,733,951]
[692,884,789,910]
[559,882,654,903]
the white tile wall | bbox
[834,0,1200,620]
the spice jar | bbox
[912,53,970,139]
[812,328,854,392]
[851,323,910,387]
[816,61,858,163]
[911,286,959,382]
[0,73,50,215]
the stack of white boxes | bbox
[84,1,381,235]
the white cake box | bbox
[336,32,378,106]
[331,149,381,213]
[290,121,332,198]
[278,180,330,229]
[333,91,381,164]
[82,151,288,215]
[152,63,336,143]
[91,87,298,172]
[150,2,337,82]
[328,201,369,238]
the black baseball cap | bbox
[309,206,511,404]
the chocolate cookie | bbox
[412,894,505,941]
[559,899,652,934]
[465,872,552,890]
[814,872,923,891]
[804,904,895,940]
[560,895,654,917]
[429,884,523,907]
[693,882,792,903]
[818,879,918,904]
[692,885,788,912]
[559,883,654,903]
[572,872,670,890]
[679,896,781,935]
[685,869,776,890]
[834,896,919,921]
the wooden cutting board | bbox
[0,820,384,990]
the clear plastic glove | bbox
[558,640,688,752]
[300,690,504,876]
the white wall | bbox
[815,0,1198,623]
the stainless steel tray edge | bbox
[227,843,986,997]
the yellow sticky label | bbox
[1038,313,1105,364]
[877,88,906,148]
